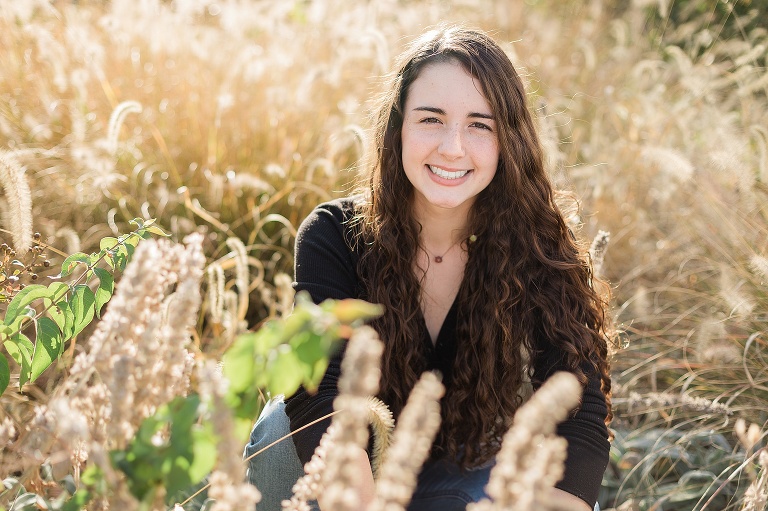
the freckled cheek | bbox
[402,130,440,155]
[468,139,500,165]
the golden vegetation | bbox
[1,0,767,510]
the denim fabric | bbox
[408,457,492,511]
[244,396,319,511]
[244,397,600,511]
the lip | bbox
[426,164,472,184]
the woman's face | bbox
[400,60,500,217]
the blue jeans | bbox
[244,397,599,511]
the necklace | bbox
[425,234,477,263]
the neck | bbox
[412,198,471,250]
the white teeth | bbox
[428,165,469,179]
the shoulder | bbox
[297,195,363,250]
[294,195,365,302]
[299,196,360,231]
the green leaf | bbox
[99,237,119,252]
[145,225,171,237]
[115,250,129,271]
[4,334,33,387]
[123,233,141,251]
[92,268,114,318]
[0,354,9,396]
[8,492,37,511]
[123,239,136,261]
[70,285,96,338]
[88,251,103,266]
[266,348,304,396]
[222,334,257,394]
[80,465,105,487]
[60,489,91,511]
[59,252,90,278]
[57,300,75,340]
[46,283,69,332]
[30,317,62,382]
[187,428,217,485]
[164,457,193,498]
[129,218,146,229]
[113,395,215,502]
[47,282,69,303]
[60,466,102,511]
[103,251,115,269]
[3,285,51,326]
[2,309,31,337]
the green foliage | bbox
[223,292,383,440]
[102,294,381,507]
[601,427,747,510]
[110,395,218,503]
[0,218,170,395]
[0,466,108,511]
[58,467,100,511]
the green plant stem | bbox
[7,230,144,341]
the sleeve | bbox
[284,200,360,464]
[532,348,611,508]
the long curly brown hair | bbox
[353,25,613,468]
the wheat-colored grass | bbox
[1,0,767,509]
[0,150,33,254]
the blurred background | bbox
[1,0,767,509]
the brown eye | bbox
[470,122,493,131]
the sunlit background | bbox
[1,1,767,509]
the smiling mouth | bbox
[428,165,470,180]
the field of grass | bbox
[1,0,767,510]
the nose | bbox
[437,123,465,159]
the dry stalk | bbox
[207,262,225,324]
[737,420,768,511]
[367,396,395,477]
[589,230,610,279]
[106,100,142,156]
[43,234,205,465]
[225,236,250,325]
[0,150,33,254]
[320,325,383,511]
[468,372,583,511]
[370,371,444,511]
[283,396,393,511]
[741,450,768,511]
[283,422,340,511]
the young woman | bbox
[246,25,612,511]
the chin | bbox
[427,198,471,210]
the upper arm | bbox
[293,202,359,304]
[531,335,610,507]
[285,201,361,463]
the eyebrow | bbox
[413,106,495,120]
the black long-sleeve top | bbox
[285,197,610,507]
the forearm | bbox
[317,446,375,511]
[548,488,592,511]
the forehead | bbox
[404,60,492,113]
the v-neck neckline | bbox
[419,297,459,388]
[422,297,459,349]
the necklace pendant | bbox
[434,256,443,263]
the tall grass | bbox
[1,0,767,509]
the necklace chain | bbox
[430,243,457,263]
[424,234,476,263]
